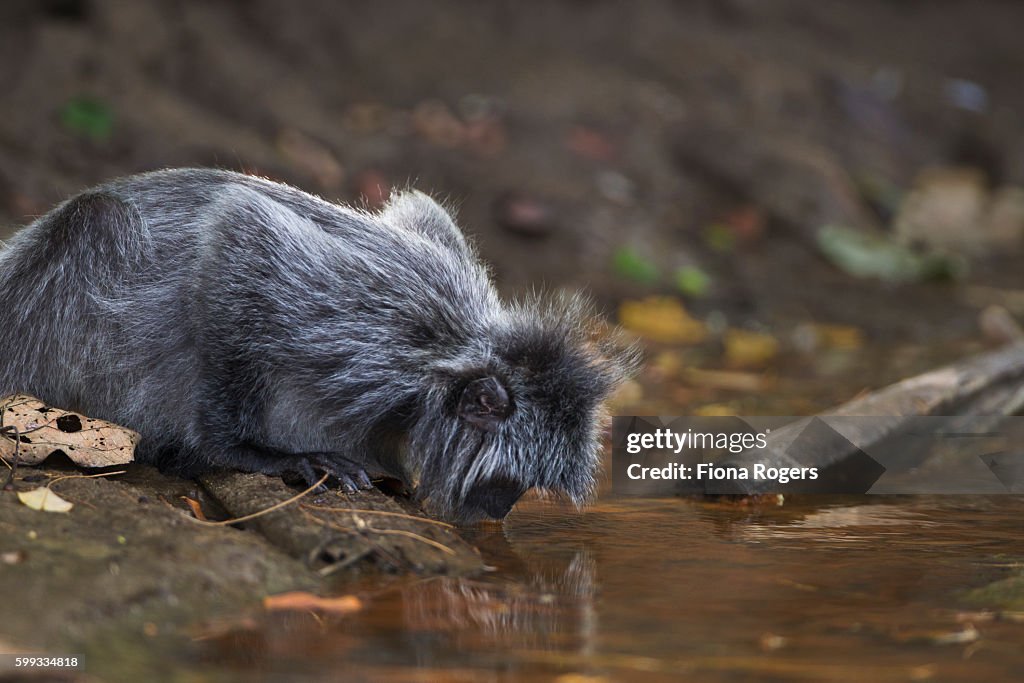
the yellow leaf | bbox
[693,403,738,417]
[17,487,73,513]
[618,297,707,344]
[724,329,779,369]
[816,324,865,350]
[683,368,770,392]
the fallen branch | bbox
[700,341,1024,494]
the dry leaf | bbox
[263,591,363,615]
[693,403,739,417]
[815,324,866,350]
[683,368,771,392]
[181,496,207,521]
[724,329,779,369]
[0,394,138,467]
[618,297,708,344]
[17,487,73,513]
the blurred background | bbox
[3,0,1024,413]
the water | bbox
[194,342,1024,681]
[200,494,1024,681]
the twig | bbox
[297,507,451,565]
[47,470,127,488]
[187,473,329,526]
[362,527,457,555]
[300,511,407,571]
[299,503,454,528]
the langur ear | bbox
[380,190,469,254]
[458,377,512,431]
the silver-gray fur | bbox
[0,168,639,521]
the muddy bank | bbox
[0,463,483,681]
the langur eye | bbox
[458,377,512,431]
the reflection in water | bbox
[202,495,1024,681]
[399,550,597,652]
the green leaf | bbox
[816,224,968,283]
[674,266,711,297]
[60,96,114,142]
[703,224,735,252]
[612,247,660,284]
